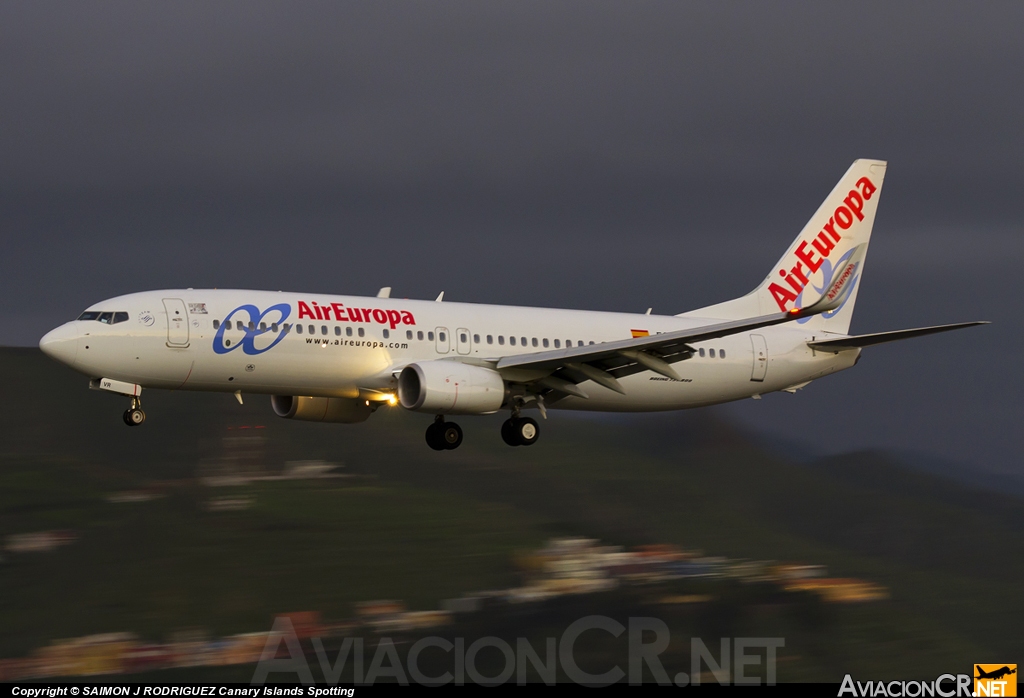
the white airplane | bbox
[40,160,985,450]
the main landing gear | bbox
[122,397,146,427]
[423,411,541,451]
[501,415,539,447]
[426,415,463,451]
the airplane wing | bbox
[807,321,988,351]
[492,245,867,399]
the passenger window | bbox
[439,332,446,342]
[213,320,220,330]
[487,335,493,344]
[460,333,467,343]
[383,329,390,338]
[521,337,527,346]
[510,336,516,346]
[554,339,560,348]
[249,322,256,331]
[417,330,423,340]
[98,312,113,324]
[407,330,413,340]
[542,338,549,348]
[498,336,505,345]
[260,322,267,331]
[335,326,341,336]
[296,325,303,334]
[306,325,313,334]
[347,327,353,337]
[272,323,279,332]
[710,348,716,358]
[720,349,726,358]
[358,328,365,337]
[113,312,129,324]
[532,338,538,347]
[428,331,434,341]
[77,311,101,321]
[473,334,480,343]
[698,348,705,357]
[236,321,244,330]
[320,326,326,335]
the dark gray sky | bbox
[2,2,1021,473]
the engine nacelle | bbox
[271,395,373,423]
[398,361,506,414]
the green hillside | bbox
[0,347,1019,681]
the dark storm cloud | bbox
[1,2,1021,470]
[3,3,1021,196]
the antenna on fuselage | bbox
[435,291,444,302]
[377,287,392,298]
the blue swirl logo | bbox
[213,303,292,355]
[795,248,860,324]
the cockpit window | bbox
[78,310,129,323]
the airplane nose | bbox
[39,324,80,366]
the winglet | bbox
[794,243,867,318]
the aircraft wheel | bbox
[122,409,133,426]
[127,408,146,426]
[513,417,539,446]
[441,422,463,450]
[425,422,446,451]
[501,419,519,447]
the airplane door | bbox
[750,334,767,382]
[435,327,450,354]
[162,298,190,347]
[456,328,471,355]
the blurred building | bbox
[198,428,269,485]
[5,530,77,553]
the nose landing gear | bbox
[122,397,146,427]
[425,415,463,450]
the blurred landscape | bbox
[1,346,1020,683]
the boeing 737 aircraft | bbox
[39,160,985,450]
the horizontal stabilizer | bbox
[807,321,988,351]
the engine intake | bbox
[398,361,506,414]
[271,395,373,423]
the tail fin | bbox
[686,159,887,334]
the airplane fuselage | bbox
[40,288,857,412]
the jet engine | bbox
[271,395,374,423]
[398,361,506,414]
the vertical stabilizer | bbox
[685,159,887,334]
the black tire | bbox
[441,422,463,450]
[425,422,446,451]
[122,409,133,426]
[501,419,519,447]
[515,417,539,446]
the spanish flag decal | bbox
[631,329,650,338]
